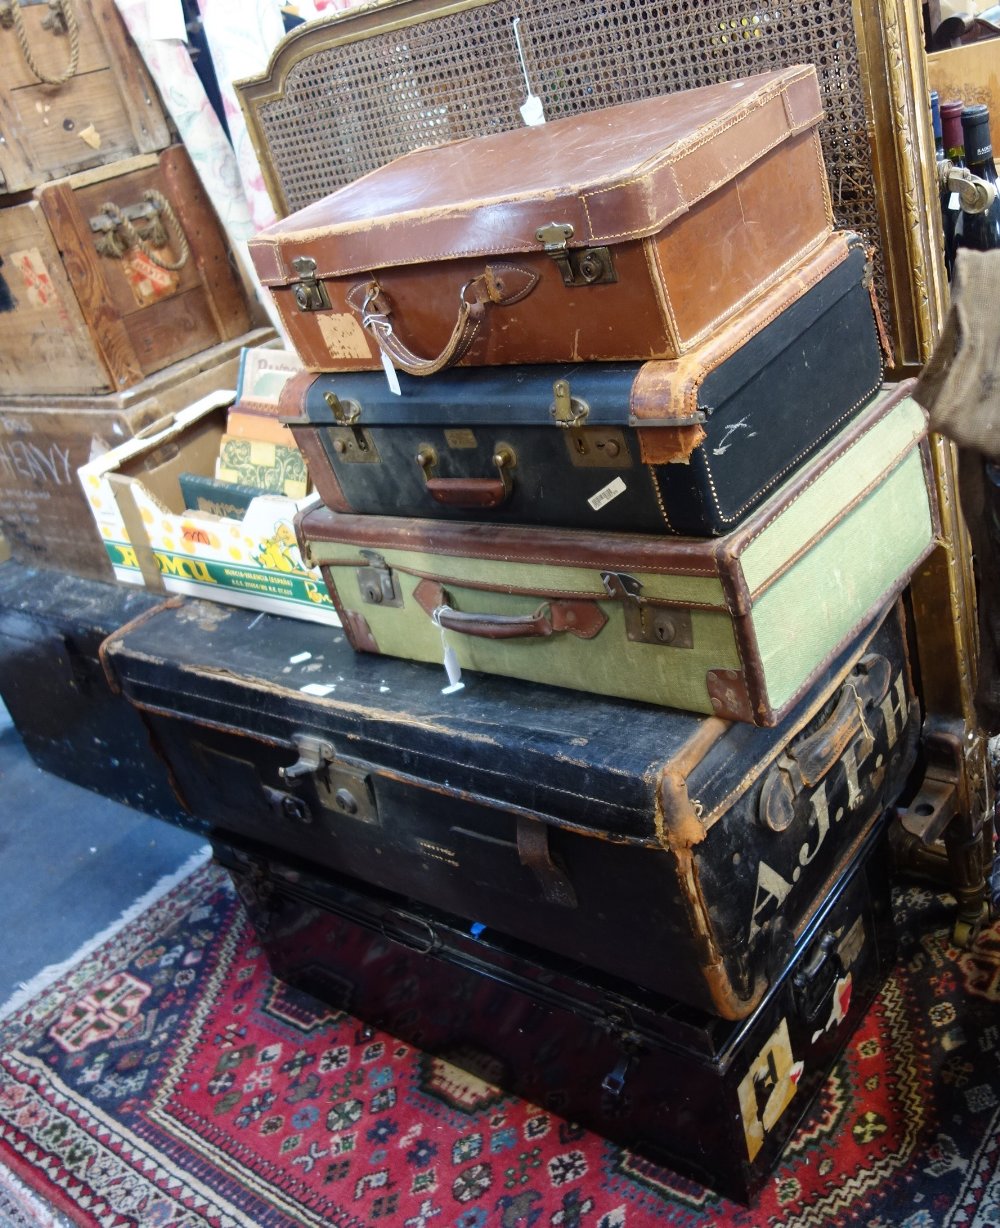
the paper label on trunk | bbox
[122,248,181,307]
[318,313,373,361]
[588,476,627,510]
[12,248,61,312]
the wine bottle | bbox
[931,91,945,162]
[957,105,1000,254]
[940,99,966,278]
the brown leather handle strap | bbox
[426,477,509,508]
[350,264,538,378]
[413,577,608,640]
[436,604,554,640]
[418,443,515,509]
[758,653,892,832]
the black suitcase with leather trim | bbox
[102,593,919,1018]
[213,812,897,1205]
[280,231,886,537]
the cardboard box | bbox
[79,392,339,626]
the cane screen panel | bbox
[249,0,887,331]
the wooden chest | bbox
[0,0,171,195]
[0,327,273,580]
[0,146,253,396]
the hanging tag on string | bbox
[432,606,465,694]
[379,350,402,396]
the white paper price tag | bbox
[146,0,188,42]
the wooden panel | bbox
[38,178,144,389]
[0,0,109,92]
[0,0,170,194]
[1,70,142,186]
[0,197,111,396]
[123,287,225,377]
[927,40,1000,114]
[0,328,273,580]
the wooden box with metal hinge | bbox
[101,590,916,1020]
[0,0,171,195]
[247,65,833,374]
[0,145,252,397]
[280,230,889,537]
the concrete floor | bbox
[0,699,206,1009]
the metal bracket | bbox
[327,425,380,463]
[534,220,617,286]
[356,550,403,607]
[323,391,361,425]
[278,733,379,825]
[564,427,633,468]
[551,379,590,427]
[601,572,694,647]
[88,200,160,234]
[291,255,331,312]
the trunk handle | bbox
[413,578,607,640]
[417,443,515,509]
[92,190,190,271]
[349,264,538,377]
[0,0,79,86]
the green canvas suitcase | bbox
[296,382,936,725]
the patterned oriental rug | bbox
[1,857,999,1228]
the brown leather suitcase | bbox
[0,0,171,195]
[248,66,832,374]
[0,146,253,396]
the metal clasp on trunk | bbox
[291,256,331,312]
[279,733,379,825]
[357,550,403,607]
[535,221,617,286]
[601,572,693,648]
[551,379,590,426]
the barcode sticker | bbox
[588,476,627,511]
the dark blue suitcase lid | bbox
[283,238,870,430]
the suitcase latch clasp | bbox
[535,221,617,287]
[602,573,694,648]
[357,550,403,607]
[291,256,331,312]
[551,379,590,426]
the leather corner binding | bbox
[637,423,707,465]
[278,370,321,419]
[343,609,379,653]
[706,668,761,724]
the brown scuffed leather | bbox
[249,67,832,372]
[342,608,379,653]
[425,476,510,509]
[299,505,723,582]
[291,429,351,513]
[412,578,608,640]
[631,230,855,463]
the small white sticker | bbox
[588,476,627,511]
[300,683,336,696]
[289,651,312,664]
[948,191,961,211]
[380,350,402,396]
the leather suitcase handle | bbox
[414,578,607,640]
[758,652,893,832]
[350,265,538,377]
[417,444,515,509]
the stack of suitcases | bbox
[100,65,939,1202]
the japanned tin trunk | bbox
[297,383,936,725]
[248,66,832,373]
[215,812,897,1204]
[101,593,917,1019]
[281,231,888,537]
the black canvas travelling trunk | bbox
[281,231,887,537]
[102,593,919,1019]
[213,814,897,1205]
[0,562,196,828]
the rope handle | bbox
[94,190,191,271]
[0,0,80,87]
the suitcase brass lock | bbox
[601,572,694,648]
[357,550,403,607]
[279,733,379,825]
[535,221,617,287]
[291,256,331,311]
[551,380,590,427]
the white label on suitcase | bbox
[588,476,627,511]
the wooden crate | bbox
[0,327,274,581]
[0,146,254,396]
[927,39,1000,117]
[0,0,171,195]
